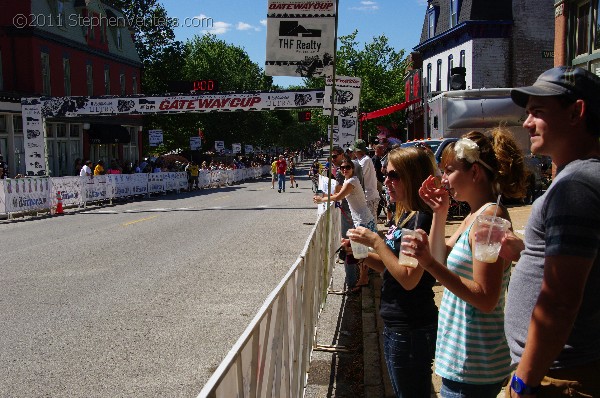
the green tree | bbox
[306,30,409,143]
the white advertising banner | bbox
[214,141,225,153]
[337,117,358,150]
[265,0,336,77]
[22,104,47,176]
[245,145,254,154]
[52,176,82,206]
[232,143,241,154]
[3,177,51,212]
[190,136,202,150]
[149,130,163,147]
[316,174,337,215]
[323,76,361,117]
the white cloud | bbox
[236,21,260,31]
[416,0,428,5]
[202,20,232,35]
[260,19,267,26]
[350,1,379,11]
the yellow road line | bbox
[123,215,158,226]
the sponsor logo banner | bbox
[265,0,336,77]
[323,76,361,117]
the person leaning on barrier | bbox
[346,146,438,397]
[80,160,93,177]
[94,160,105,176]
[502,66,600,398]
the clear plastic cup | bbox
[347,231,369,259]
[398,228,419,268]
[473,215,511,263]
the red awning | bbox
[359,98,421,121]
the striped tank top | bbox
[435,212,512,384]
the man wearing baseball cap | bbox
[504,66,600,397]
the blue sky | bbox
[159,0,428,87]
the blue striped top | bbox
[435,218,512,384]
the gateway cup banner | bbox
[265,0,336,77]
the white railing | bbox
[197,207,340,398]
[0,166,271,216]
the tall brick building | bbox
[406,0,554,137]
[554,0,600,74]
[0,0,142,177]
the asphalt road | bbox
[0,169,318,397]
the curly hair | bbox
[441,129,527,199]
[387,146,435,219]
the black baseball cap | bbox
[511,66,600,117]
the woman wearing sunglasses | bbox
[346,147,438,397]
[404,129,527,398]
[313,154,376,288]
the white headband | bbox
[454,138,494,172]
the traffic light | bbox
[298,110,312,122]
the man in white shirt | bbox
[80,160,92,176]
[352,139,380,219]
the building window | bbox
[132,75,138,94]
[0,50,3,91]
[436,59,442,91]
[41,52,51,96]
[120,73,126,96]
[63,58,71,96]
[86,64,93,95]
[576,2,591,56]
[116,28,123,49]
[450,0,459,28]
[104,66,110,94]
[55,123,67,138]
[447,55,454,90]
[56,0,65,25]
[594,0,600,50]
[426,63,432,93]
[428,6,436,38]
[460,50,466,67]
[70,124,81,138]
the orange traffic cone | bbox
[56,191,64,215]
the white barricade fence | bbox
[0,166,269,215]
[53,176,83,207]
[198,208,341,398]
[147,173,165,194]
[198,171,212,188]
[84,174,109,203]
[0,177,51,213]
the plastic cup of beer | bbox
[398,228,419,268]
[473,215,511,263]
[347,231,369,259]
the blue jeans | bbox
[383,325,436,398]
[278,173,285,191]
[440,378,504,398]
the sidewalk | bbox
[307,203,532,397]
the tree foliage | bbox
[306,30,409,142]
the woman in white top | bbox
[313,154,376,287]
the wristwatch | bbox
[511,374,540,395]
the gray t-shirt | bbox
[505,158,600,368]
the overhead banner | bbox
[245,145,254,154]
[265,0,336,77]
[232,143,241,154]
[214,141,225,153]
[323,76,361,118]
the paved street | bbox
[0,169,318,397]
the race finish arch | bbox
[21,89,324,176]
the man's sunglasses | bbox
[339,165,353,171]
[331,153,341,158]
[384,170,401,180]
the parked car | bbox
[400,137,458,164]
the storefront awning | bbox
[88,124,130,144]
[359,98,421,121]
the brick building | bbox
[554,0,600,74]
[0,0,142,177]
[406,0,554,138]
